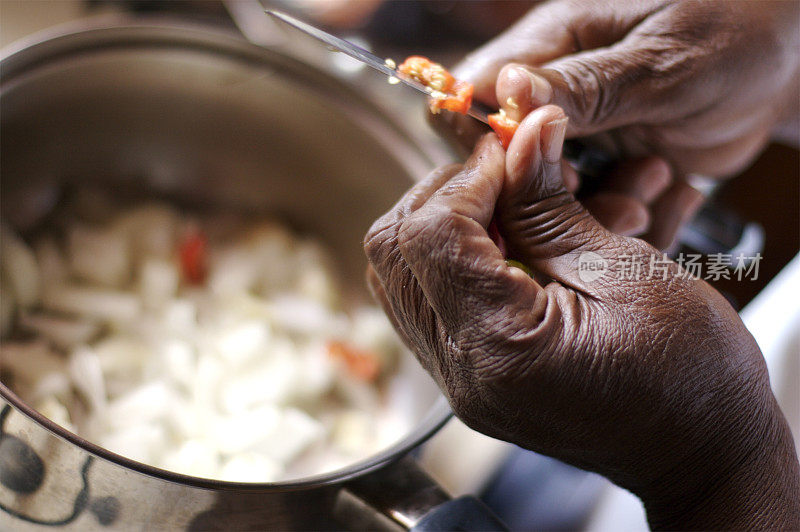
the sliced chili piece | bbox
[431,80,474,115]
[326,340,380,381]
[178,228,207,285]
[488,111,520,149]
[398,56,474,116]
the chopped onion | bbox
[68,224,131,287]
[2,201,410,482]
[1,222,40,309]
[18,312,100,351]
[44,286,141,323]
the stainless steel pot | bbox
[0,17,505,531]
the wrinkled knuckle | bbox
[457,315,514,353]
[550,59,611,128]
[397,206,454,257]
[364,216,399,263]
[504,199,606,256]
[452,322,541,383]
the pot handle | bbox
[336,455,507,531]
[409,496,508,531]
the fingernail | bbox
[475,132,496,154]
[542,117,568,164]
[512,67,552,107]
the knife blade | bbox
[266,10,490,124]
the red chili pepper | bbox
[178,228,207,285]
[398,56,474,116]
[430,80,474,115]
[488,111,520,149]
[398,56,455,92]
[326,340,380,381]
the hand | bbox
[560,154,702,249]
[456,0,799,177]
[365,106,799,529]
[438,0,799,248]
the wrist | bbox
[642,398,800,530]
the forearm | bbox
[644,400,800,530]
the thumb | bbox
[497,105,635,293]
[453,0,659,106]
[496,32,698,136]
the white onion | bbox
[1,340,66,386]
[219,452,283,483]
[1,202,411,482]
[68,224,131,287]
[138,258,180,309]
[0,276,15,337]
[69,347,107,412]
[44,286,141,323]
[111,203,179,260]
[18,312,99,350]
[33,237,67,295]
[1,222,40,309]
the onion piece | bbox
[0,276,15,337]
[69,347,107,412]
[138,257,180,309]
[219,452,283,483]
[68,224,131,288]
[18,312,100,351]
[1,340,66,386]
[0,221,40,309]
[44,286,141,324]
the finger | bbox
[441,4,587,149]
[365,137,513,379]
[396,137,547,343]
[366,163,462,259]
[603,157,673,204]
[364,164,462,368]
[443,0,661,149]
[561,159,580,194]
[402,164,464,212]
[576,157,671,236]
[496,62,554,123]
[642,181,705,250]
[503,105,569,201]
[493,52,646,136]
[365,264,420,360]
[495,104,635,293]
[494,9,718,137]
[582,193,650,236]
[452,0,659,106]
[364,162,461,297]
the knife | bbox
[265,10,491,124]
[265,9,616,182]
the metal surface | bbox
[0,17,454,530]
[266,10,491,124]
[342,456,451,528]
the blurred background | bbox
[2,1,797,530]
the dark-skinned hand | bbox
[365,105,799,529]
[436,0,799,249]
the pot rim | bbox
[0,15,453,492]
